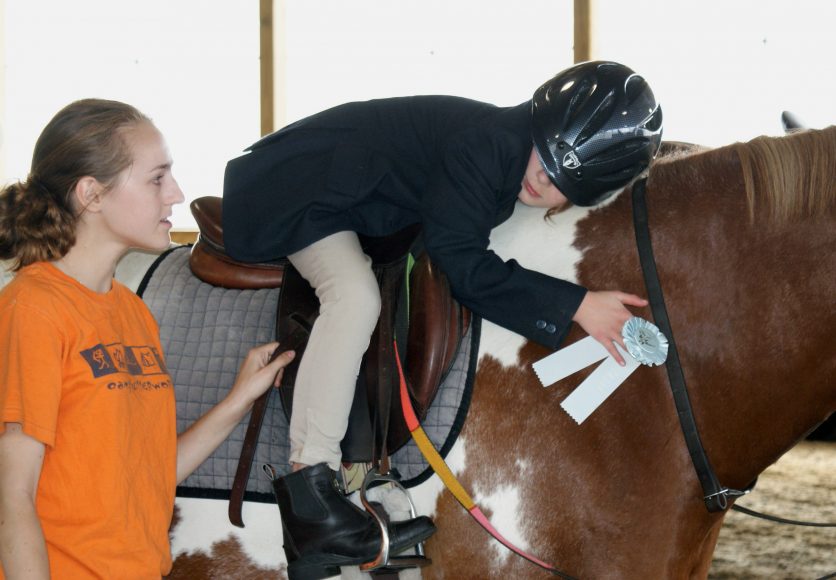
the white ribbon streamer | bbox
[533,317,668,425]
[532,337,640,425]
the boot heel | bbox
[287,559,340,580]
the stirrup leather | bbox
[358,469,432,572]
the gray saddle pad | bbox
[138,246,477,501]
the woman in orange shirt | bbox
[0,99,296,579]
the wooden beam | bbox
[171,231,198,245]
[573,0,593,63]
[0,0,6,181]
[260,0,274,136]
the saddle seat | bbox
[188,196,470,458]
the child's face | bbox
[517,148,568,209]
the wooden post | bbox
[573,0,594,63]
[260,0,274,136]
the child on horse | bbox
[222,60,663,580]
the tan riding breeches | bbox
[286,231,381,470]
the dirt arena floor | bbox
[708,441,836,579]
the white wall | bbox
[1,0,260,228]
[278,0,574,125]
[2,1,833,228]
[593,0,835,145]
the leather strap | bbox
[631,179,746,512]
[228,325,310,527]
[228,381,272,527]
[371,264,403,466]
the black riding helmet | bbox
[531,61,663,207]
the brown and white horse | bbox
[156,125,835,579]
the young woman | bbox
[222,61,663,579]
[0,99,296,579]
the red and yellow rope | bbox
[394,342,571,577]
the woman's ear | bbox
[72,176,105,213]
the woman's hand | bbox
[572,290,648,365]
[176,341,296,483]
[226,342,296,412]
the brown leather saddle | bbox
[189,197,470,526]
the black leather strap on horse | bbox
[634,178,836,529]
[631,178,749,512]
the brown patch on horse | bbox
[426,348,715,578]
[166,509,284,579]
[424,354,585,579]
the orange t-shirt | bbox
[0,262,177,579]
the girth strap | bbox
[366,260,406,466]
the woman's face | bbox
[98,122,184,251]
[518,148,569,209]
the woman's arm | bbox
[0,423,50,580]
[175,343,295,484]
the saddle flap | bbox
[404,254,464,417]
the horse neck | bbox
[578,145,835,489]
[667,147,833,484]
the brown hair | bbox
[736,125,836,223]
[0,99,150,270]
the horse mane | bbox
[736,126,836,222]
[648,126,836,223]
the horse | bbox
[113,125,835,579]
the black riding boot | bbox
[272,463,436,580]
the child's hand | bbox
[572,291,648,365]
[228,342,295,408]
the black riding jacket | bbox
[222,96,586,349]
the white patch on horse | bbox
[484,202,593,367]
[170,497,283,569]
[115,247,168,291]
[473,483,529,567]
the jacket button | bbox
[545,324,557,334]
[536,320,547,330]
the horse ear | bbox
[781,111,806,133]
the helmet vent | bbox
[587,138,653,165]
[598,164,648,183]
[560,77,596,131]
[624,75,649,104]
[574,90,617,148]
